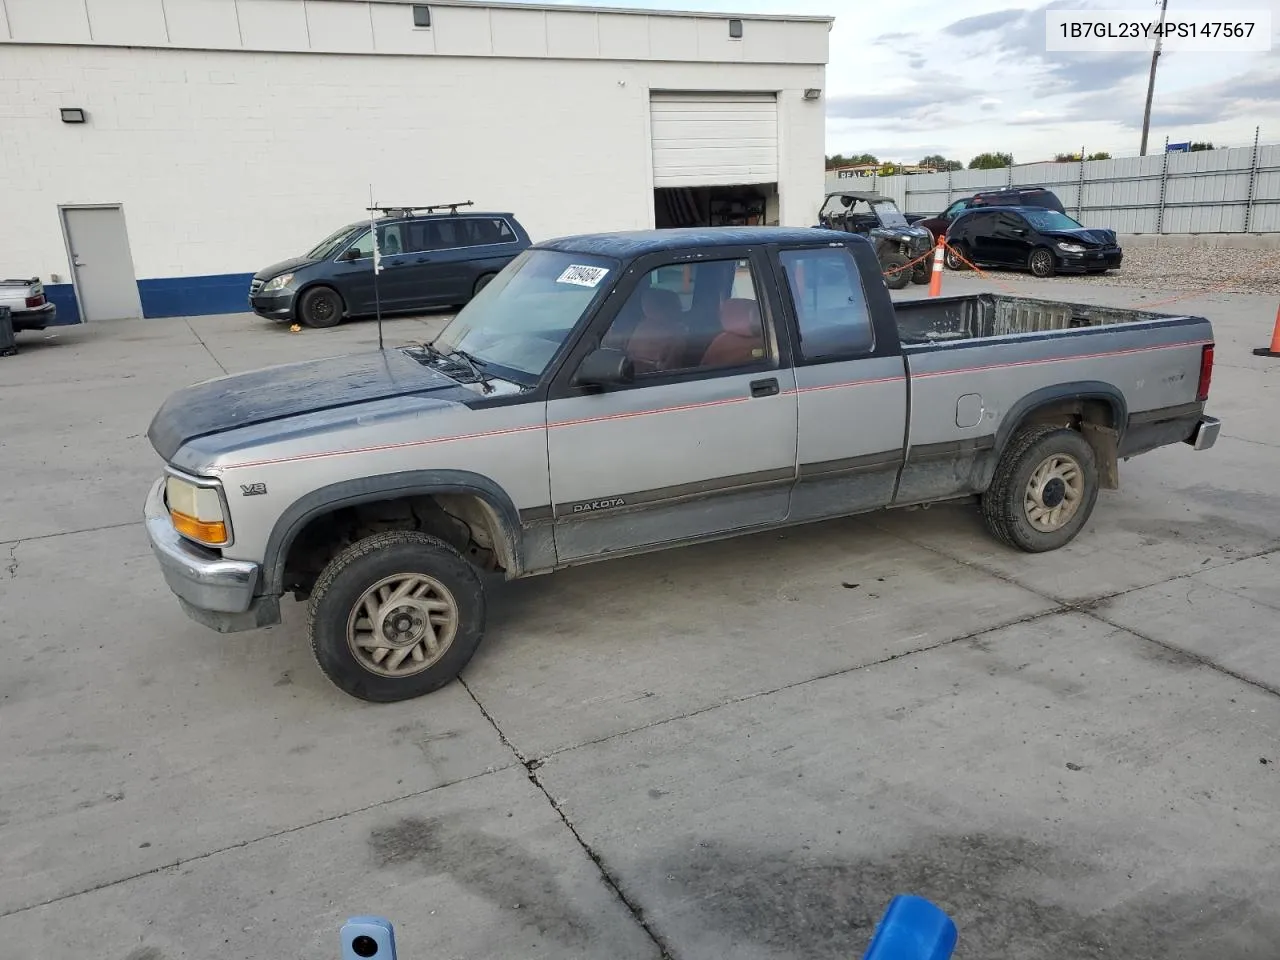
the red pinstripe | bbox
[220,338,1208,470]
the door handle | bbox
[415,256,431,263]
[749,378,780,398]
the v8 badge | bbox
[240,482,268,496]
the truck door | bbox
[545,249,799,562]
[773,243,908,523]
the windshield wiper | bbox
[407,341,494,393]
[445,349,494,393]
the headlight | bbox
[261,273,294,293]
[1056,242,1086,254]
[165,475,229,546]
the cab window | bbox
[779,247,874,360]
[599,259,768,376]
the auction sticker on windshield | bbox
[557,265,610,287]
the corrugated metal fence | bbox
[826,141,1280,234]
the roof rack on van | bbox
[366,201,475,217]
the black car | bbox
[250,204,532,327]
[915,186,1064,241]
[944,206,1122,277]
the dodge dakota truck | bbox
[144,227,1220,703]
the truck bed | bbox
[894,293,1173,344]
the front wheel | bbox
[911,261,930,285]
[298,286,344,328]
[307,531,486,702]
[981,425,1099,552]
[882,252,912,290]
[1028,247,1057,278]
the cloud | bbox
[943,8,1024,37]
[1046,62,1280,131]
[872,31,914,45]
[941,1,1151,97]
[827,75,980,124]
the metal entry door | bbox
[61,206,143,320]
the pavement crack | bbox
[534,604,1069,764]
[0,520,141,548]
[0,764,514,921]
[459,677,677,960]
[883,524,1280,701]
[184,318,228,375]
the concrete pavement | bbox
[1,274,1278,959]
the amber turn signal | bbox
[170,510,228,546]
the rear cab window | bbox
[778,246,875,360]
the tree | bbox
[1189,141,1214,152]
[826,152,880,169]
[1054,152,1082,163]
[969,152,1013,169]
[879,162,901,177]
[1086,151,1111,161]
[920,154,963,172]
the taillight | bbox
[1197,343,1214,402]
[25,294,44,308]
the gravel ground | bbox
[966,242,1280,298]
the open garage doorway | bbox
[654,183,779,228]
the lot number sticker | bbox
[557,264,610,288]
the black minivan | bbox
[944,205,1122,277]
[250,208,532,327]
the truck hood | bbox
[148,349,466,462]
[253,256,316,281]
[1044,227,1117,247]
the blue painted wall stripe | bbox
[43,272,255,324]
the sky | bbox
[533,0,1280,165]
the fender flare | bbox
[980,381,1128,487]
[259,469,525,596]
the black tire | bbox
[911,262,930,285]
[298,285,344,328]
[944,243,970,271]
[1028,247,1057,278]
[307,531,486,702]
[882,252,911,290]
[473,273,496,298]
[981,425,1099,553]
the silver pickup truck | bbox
[144,227,1220,702]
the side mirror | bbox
[573,348,634,387]
[343,248,363,261]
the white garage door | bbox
[650,92,779,188]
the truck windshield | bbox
[432,249,619,383]
[1023,210,1085,232]
[305,223,362,260]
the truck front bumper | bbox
[144,479,279,633]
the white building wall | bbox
[0,0,829,302]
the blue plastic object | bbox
[341,916,397,960]
[862,895,958,960]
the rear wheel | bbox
[298,286,344,328]
[944,243,970,271]
[307,531,486,702]
[1028,247,1057,278]
[981,425,1099,552]
[882,252,911,290]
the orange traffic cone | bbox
[1255,304,1280,358]
[928,238,945,298]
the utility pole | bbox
[1139,0,1169,156]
